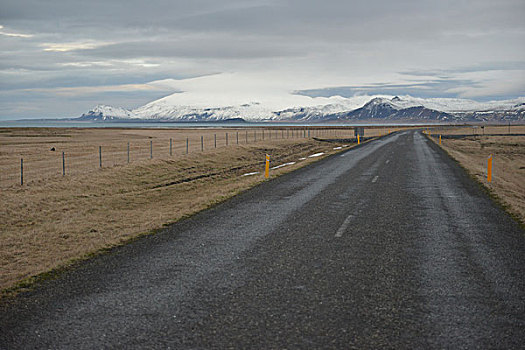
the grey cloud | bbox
[294,79,484,99]
[401,62,525,77]
[81,36,303,59]
[1,0,524,119]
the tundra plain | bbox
[1,126,400,293]
[430,125,525,226]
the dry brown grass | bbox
[0,126,411,188]
[430,126,525,225]
[0,127,365,293]
[0,127,351,187]
[428,124,525,136]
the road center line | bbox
[335,214,354,237]
[385,159,390,164]
[372,175,379,183]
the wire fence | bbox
[428,124,524,137]
[2,127,360,187]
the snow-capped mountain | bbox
[79,94,525,123]
[327,97,455,121]
[78,105,134,120]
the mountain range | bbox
[79,94,525,123]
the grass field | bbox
[0,126,400,188]
[3,126,406,294]
[429,125,525,226]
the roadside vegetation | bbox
[1,127,363,295]
[429,125,525,227]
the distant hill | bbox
[79,94,525,123]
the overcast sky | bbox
[1,0,524,119]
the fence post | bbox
[237,131,239,144]
[246,130,248,143]
[150,140,153,159]
[127,142,130,163]
[262,130,265,140]
[254,130,257,142]
[304,129,306,138]
[170,138,172,156]
[99,146,102,168]
[20,158,23,185]
[186,138,189,154]
[214,134,217,148]
[62,151,65,176]
[226,132,228,146]
[201,136,203,151]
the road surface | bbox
[1,130,524,348]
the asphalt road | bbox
[1,131,524,349]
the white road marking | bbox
[372,175,379,183]
[308,152,325,158]
[271,162,296,170]
[385,159,390,164]
[241,172,260,177]
[335,214,354,237]
[333,146,342,150]
[298,157,307,160]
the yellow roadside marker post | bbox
[265,154,270,178]
[357,134,360,145]
[487,154,493,182]
[439,134,442,145]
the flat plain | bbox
[1,126,402,293]
[430,125,525,225]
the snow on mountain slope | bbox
[79,74,525,122]
[390,95,525,113]
[78,105,134,120]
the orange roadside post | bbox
[265,154,270,178]
[487,154,493,182]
